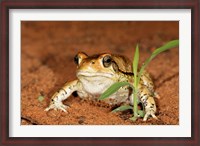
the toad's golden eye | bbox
[74,52,88,65]
[74,54,79,65]
[102,55,112,68]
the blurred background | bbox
[21,21,179,125]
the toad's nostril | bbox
[91,61,95,64]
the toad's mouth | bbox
[76,71,114,78]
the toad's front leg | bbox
[45,80,79,112]
[138,85,157,121]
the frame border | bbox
[0,0,199,145]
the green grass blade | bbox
[133,44,139,86]
[130,116,137,121]
[38,95,45,102]
[132,44,140,119]
[138,110,145,117]
[152,40,179,57]
[112,105,133,112]
[99,82,133,100]
[138,40,179,83]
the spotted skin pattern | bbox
[45,52,158,121]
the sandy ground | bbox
[21,21,179,125]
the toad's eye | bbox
[103,55,112,68]
[74,52,88,65]
[74,54,79,65]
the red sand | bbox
[21,21,179,125]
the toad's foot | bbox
[143,109,157,121]
[45,101,68,112]
[154,92,160,99]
